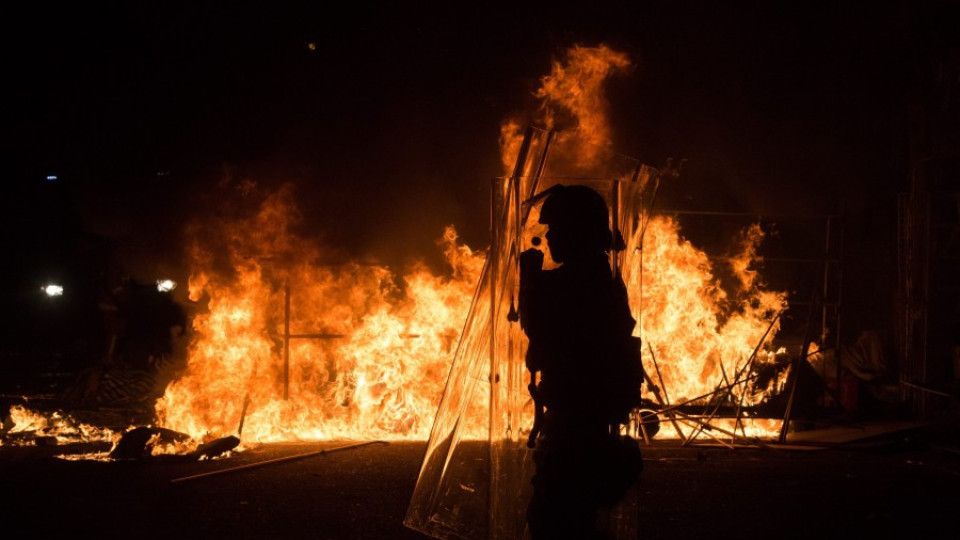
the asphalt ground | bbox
[2,426,959,540]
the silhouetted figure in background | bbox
[116,278,186,372]
[520,185,644,540]
[60,276,187,407]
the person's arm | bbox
[518,247,546,337]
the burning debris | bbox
[2,193,488,458]
[628,216,788,440]
[1,404,117,448]
[8,44,814,476]
[108,426,239,461]
[0,404,239,462]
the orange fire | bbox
[156,45,788,443]
[629,219,785,401]
[155,185,484,442]
[1,404,117,447]
[500,44,630,174]
[627,218,787,438]
[5,45,790,450]
[501,44,788,440]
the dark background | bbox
[2,440,959,540]
[2,1,958,367]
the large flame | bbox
[154,44,788,443]
[155,184,483,441]
[501,45,630,172]
[501,45,788,439]
[630,219,786,401]
[627,218,787,438]
[6,44,792,448]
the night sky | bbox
[3,1,958,350]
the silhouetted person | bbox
[116,278,186,371]
[520,184,643,540]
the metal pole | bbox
[702,311,782,444]
[284,283,290,400]
[518,129,555,226]
[490,127,534,540]
[669,410,763,448]
[779,291,820,443]
[612,179,621,277]
[779,340,814,444]
[645,342,686,442]
[637,175,662,249]
[652,312,780,418]
[676,415,735,449]
[822,217,831,383]
[835,209,845,411]
[488,177,500,540]
[529,130,554,199]
[237,394,250,437]
[653,370,766,417]
[169,441,389,484]
[685,363,733,446]
[629,162,643,184]
[718,361,742,443]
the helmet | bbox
[538,184,616,254]
[538,184,609,230]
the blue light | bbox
[46,175,58,181]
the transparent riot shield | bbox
[405,126,655,540]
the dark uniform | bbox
[520,185,643,540]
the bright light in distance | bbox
[156,279,177,293]
[43,284,64,296]
[46,175,58,181]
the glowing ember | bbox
[1,405,117,447]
